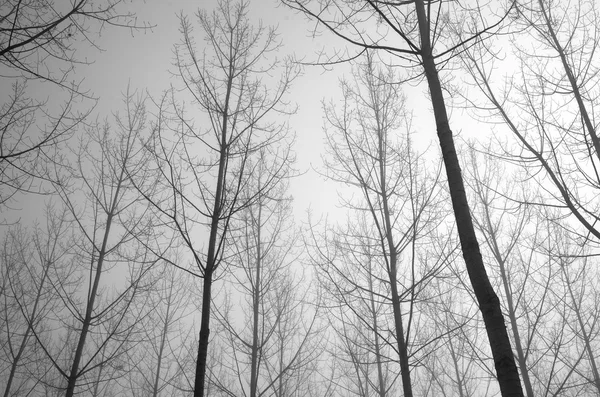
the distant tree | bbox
[318,218,401,397]
[126,261,196,397]
[137,1,298,395]
[39,89,158,397]
[513,209,600,395]
[462,0,600,242]
[0,90,158,397]
[0,206,71,397]
[464,149,540,397]
[211,151,319,397]
[463,147,600,396]
[546,224,600,395]
[421,280,499,397]
[312,54,448,397]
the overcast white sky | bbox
[15,0,453,224]
[69,0,351,222]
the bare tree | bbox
[455,1,600,391]
[465,149,540,397]
[0,87,159,396]
[462,145,600,396]
[211,150,320,397]
[533,211,600,396]
[461,0,600,242]
[29,89,159,396]
[126,261,196,397]
[0,206,71,396]
[423,278,500,397]
[317,218,401,397]
[280,0,523,393]
[311,54,449,397]
[137,1,298,395]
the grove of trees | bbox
[2,0,600,396]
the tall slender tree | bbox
[312,54,449,397]
[0,206,71,396]
[282,0,523,394]
[212,150,319,397]
[47,89,156,396]
[138,1,298,395]
[126,261,196,397]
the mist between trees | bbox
[1,0,600,396]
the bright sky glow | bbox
[13,0,448,225]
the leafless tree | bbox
[415,273,497,397]
[0,88,159,396]
[310,54,450,397]
[455,1,600,391]
[462,146,600,396]
[125,261,197,397]
[317,217,402,397]
[532,211,600,396]
[465,149,541,397]
[136,1,298,395]
[0,205,71,396]
[210,151,320,397]
[280,0,523,393]
[461,0,600,243]
[32,89,159,396]
[0,0,147,211]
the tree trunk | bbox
[388,264,412,397]
[250,205,262,397]
[152,284,172,397]
[367,258,387,397]
[195,269,213,397]
[375,71,413,397]
[194,49,232,396]
[65,172,123,397]
[3,257,51,397]
[448,332,466,397]
[413,1,524,395]
[65,215,111,397]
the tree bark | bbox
[413,1,524,395]
[250,205,263,397]
[482,208,535,397]
[194,33,232,394]
[195,269,214,397]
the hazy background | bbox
[14,0,446,225]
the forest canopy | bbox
[1,0,600,396]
